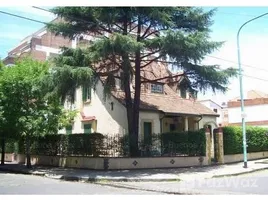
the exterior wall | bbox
[139,111,161,140]
[199,115,218,130]
[70,80,128,135]
[199,100,223,125]
[0,153,15,162]
[224,151,268,163]
[228,104,268,127]
[38,31,72,49]
[19,155,209,170]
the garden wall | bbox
[16,154,209,170]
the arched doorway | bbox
[204,121,218,162]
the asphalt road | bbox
[0,171,163,195]
[111,170,268,194]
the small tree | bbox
[0,58,68,168]
[48,7,237,156]
[0,61,21,165]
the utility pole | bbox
[237,12,268,168]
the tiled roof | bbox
[112,90,219,116]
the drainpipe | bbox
[196,115,203,130]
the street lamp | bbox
[237,12,268,168]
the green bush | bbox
[17,133,105,157]
[161,129,206,156]
[223,126,268,155]
[0,139,17,154]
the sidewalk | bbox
[0,158,268,183]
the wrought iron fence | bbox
[15,130,206,157]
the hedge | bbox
[18,133,105,157]
[161,129,206,156]
[0,139,18,154]
[223,126,268,155]
[10,129,207,157]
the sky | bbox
[1,6,268,105]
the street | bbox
[106,170,268,195]
[0,172,162,195]
[1,169,268,195]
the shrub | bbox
[0,139,17,154]
[16,133,105,157]
[223,126,268,155]
[161,129,206,156]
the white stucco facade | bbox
[228,104,268,127]
[199,100,223,126]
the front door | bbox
[143,122,152,146]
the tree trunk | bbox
[25,133,31,168]
[130,16,142,157]
[1,138,5,165]
[121,11,140,157]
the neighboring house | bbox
[226,90,268,127]
[3,20,219,142]
[198,99,224,126]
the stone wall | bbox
[224,151,268,164]
[16,155,209,170]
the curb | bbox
[96,182,245,195]
[212,167,268,178]
[0,167,181,183]
[0,167,46,177]
[1,166,268,183]
[59,176,181,183]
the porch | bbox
[160,114,201,133]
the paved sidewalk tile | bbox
[0,158,268,182]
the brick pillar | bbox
[215,127,224,164]
[205,127,211,165]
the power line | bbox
[2,9,268,83]
[243,74,268,82]
[0,10,47,25]
[32,6,96,27]
[216,11,268,18]
[207,55,268,73]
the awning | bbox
[80,112,96,122]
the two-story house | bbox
[3,20,219,143]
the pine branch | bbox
[114,23,124,31]
[143,29,160,39]
[129,24,138,33]
[140,49,161,59]
[141,23,152,39]
[141,73,184,83]
[140,55,163,68]
[97,68,120,76]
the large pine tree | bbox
[47,7,236,157]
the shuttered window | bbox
[84,124,92,134]
[82,85,91,102]
[66,125,72,134]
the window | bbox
[180,88,187,98]
[66,125,72,134]
[82,85,91,102]
[151,84,163,93]
[170,124,176,132]
[84,124,92,134]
